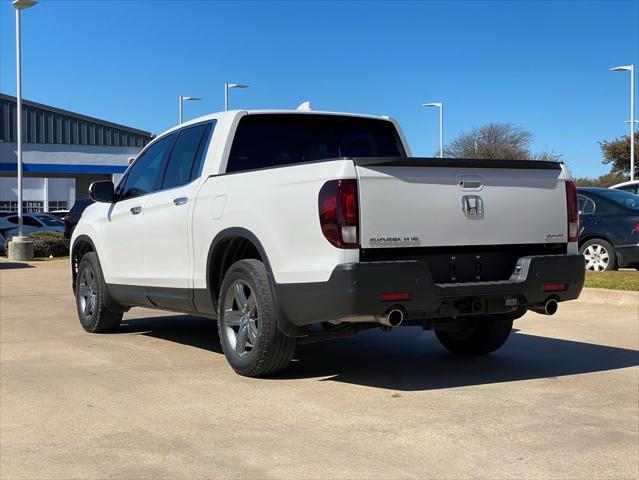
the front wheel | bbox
[218,259,296,377]
[435,315,513,355]
[75,252,122,333]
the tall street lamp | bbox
[474,135,485,156]
[11,0,38,261]
[224,83,249,111]
[178,95,202,124]
[422,102,444,158]
[611,65,635,181]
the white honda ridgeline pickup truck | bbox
[71,110,585,376]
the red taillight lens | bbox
[565,180,579,242]
[318,179,359,248]
[543,282,567,292]
[379,292,411,302]
[633,223,639,233]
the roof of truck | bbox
[156,109,395,143]
[186,109,390,124]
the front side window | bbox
[161,123,213,190]
[226,114,405,173]
[118,134,176,200]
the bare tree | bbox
[443,123,549,160]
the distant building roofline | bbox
[0,92,153,138]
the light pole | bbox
[422,102,443,158]
[474,135,485,156]
[224,83,249,111]
[178,95,201,124]
[611,65,635,181]
[11,0,37,261]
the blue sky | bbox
[0,0,637,177]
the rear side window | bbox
[578,195,595,215]
[118,133,176,200]
[161,123,213,190]
[226,114,405,173]
[7,215,41,227]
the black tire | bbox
[435,315,513,355]
[579,238,617,272]
[218,259,296,377]
[75,252,122,333]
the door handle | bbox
[173,197,188,206]
[130,206,142,215]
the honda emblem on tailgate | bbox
[462,195,483,217]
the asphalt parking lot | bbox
[1,259,638,479]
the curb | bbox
[577,287,639,307]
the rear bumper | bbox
[616,244,639,267]
[274,254,585,326]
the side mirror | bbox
[89,180,115,203]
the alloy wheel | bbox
[223,280,259,357]
[78,267,97,321]
[583,243,610,272]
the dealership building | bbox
[0,93,153,212]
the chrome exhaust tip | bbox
[377,307,405,327]
[531,298,558,316]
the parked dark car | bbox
[577,187,639,271]
[64,198,94,239]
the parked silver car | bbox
[0,213,65,241]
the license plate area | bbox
[360,243,567,284]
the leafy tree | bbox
[443,123,554,160]
[599,132,639,177]
[574,172,628,187]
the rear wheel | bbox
[580,238,617,272]
[218,259,296,377]
[435,315,513,355]
[75,252,122,333]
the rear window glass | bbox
[226,114,405,173]
[595,189,639,210]
[34,214,64,226]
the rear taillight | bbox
[318,179,359,248]
[565,180,579,242]
[633,223,639,233]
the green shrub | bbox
[3,231,68,258]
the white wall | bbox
[0,176,75,210]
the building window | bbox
[0,201,44,213]
[48,201,68,212]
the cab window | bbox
[161,123,213,190]
[118,134,176,200]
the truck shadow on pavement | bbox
[118,315,639,391]
[0,261,34,270]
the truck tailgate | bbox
[355,158,567,249]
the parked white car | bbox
[71,109,585,376]
[610,180,639,195]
